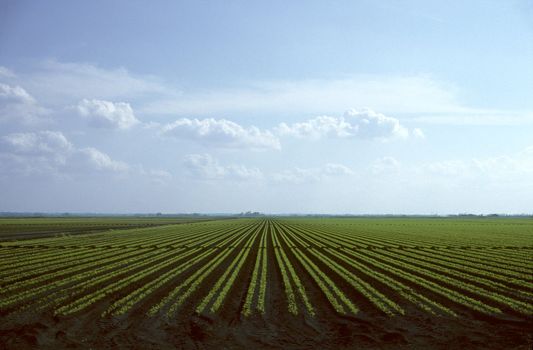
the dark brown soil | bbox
[1,306,531,349]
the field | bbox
[0,216,215,241]
[0,217,532,349]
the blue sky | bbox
[1,0,533,214]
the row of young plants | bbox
[271,223,315,316]
[331,248,457,316]
[242,224,268,317]
[0,247,125,284]
[98,219,251,248]
[280,220,529,313]
[0,247,86,269]
[275,223,358,316]
[3,220,257,286]
[1,218,248,248]
[195,224,262,315]
[359,248,533,314]
[0,247,157,310]
[1,222,255,302]
[357,249,533,315]
[341,248,502,315]
[286,224,407,316]
[31,248,190,313]
[0,247,145,298]
[287,221,532,293]
[295,221,430,250]
[391,248,533,292]
[104,247,215,316]
[283,222,458,316]
[51,227,246,315]
[104,223,253,316]
[54,247,200,315]
[294,220,452,248]
[290,220,533,315]
[303,218,533,247]
[422,248,533,273]
[0,247,102,277]
[80,219,255,249]
[290,219,532,249]
[148,222,262,318]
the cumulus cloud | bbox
[277,115,351,139]
[277,108,409,141]
[0,83,48,124]
[370,157,401,174]
[323,163,355,176]
[76,147,129,172]
[76,99,139,129]
[0,66,16,78]
[0,131,128,176]
[1,130,72,155]
[184,154,263,180]
[345,109,409,139]
[0,83,34,104]
[412,128,425,139]
[272,163,355,184]
[162,118,281,150]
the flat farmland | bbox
[0,217,215,241]
[0,218,532,349]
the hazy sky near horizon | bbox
[1,0,533,214]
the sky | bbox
[1,0,533,214]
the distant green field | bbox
[0,216,217,240]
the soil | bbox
[0,306,531,349]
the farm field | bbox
[0,216,215,241]
[0,217,532,349]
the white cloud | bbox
[370,148,533,190]
[277,115,351,139]
[409,112,533,126]
[412,128,425,139]
[1,130,72,155]
[0,66,16,78]
[162,118,281,150]
[8,62,531,128]
[76,147,129,172]
[184,154,263,180]
[0,83,48,124]
[272,163,355,184]
[422,160,469,177]
[142,75,460,117]
[370,157,401,175]
[0,131,128,176]
[6,62,532,127]
[76,99,139,129]
[323,163,355,176]
[345,109,409,139]
[20,60,174,104]
[277,108,409,141]
[423,152,533,179]
[0,83,34,104]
